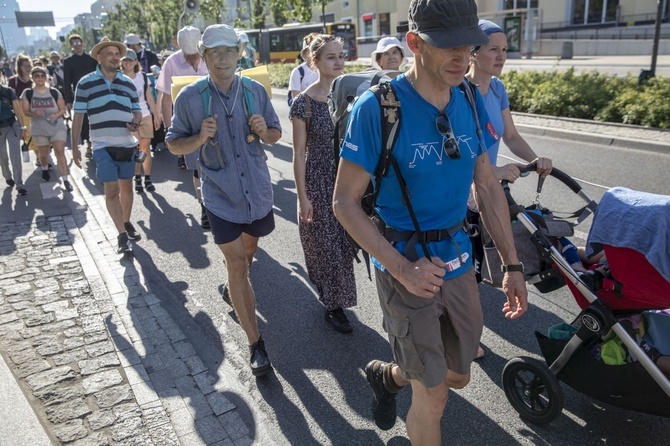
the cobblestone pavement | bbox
[0,215,253,444]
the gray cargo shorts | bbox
[375,268,483,389]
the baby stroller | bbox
[485,164,670,424]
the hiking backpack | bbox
[329,73,485,278]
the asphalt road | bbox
[114,96,670,445]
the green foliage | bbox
[251,0,267,29]
[201,0,227,23]
[291,0,314,23]
[500,69,670,129]
[271,0,291,27]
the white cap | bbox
[177,26,202,55]
[197,24,239,57]
[371,36,407,70]
[237,31,249,44]
[124,33,142,46]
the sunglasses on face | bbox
[71,41,83,46]
[435,113,460,160]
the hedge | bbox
[266,64,670,129]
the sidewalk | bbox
[0,165,255,444]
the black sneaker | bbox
[325,308,353,333]
[124,222,142,241]
[135,177,143,194]
[249,337,272,377]
[144,178,155,192]
[41,170,50,182]
[365,360,398,431]
[63,180,73,192]
[117,233,133,255]
[178,155,186,169]
[17,187,28,196]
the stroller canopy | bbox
[586,187,670,283]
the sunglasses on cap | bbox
[435,113,460,160]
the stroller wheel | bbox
[502,356,564,425]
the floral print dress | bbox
[290,94,358,310]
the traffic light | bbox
[184,0,200,14]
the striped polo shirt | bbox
[73,66,141,150]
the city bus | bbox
[244,22,358,63]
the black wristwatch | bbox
[501,263,524,273]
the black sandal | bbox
[134,176,143,193]
[144,177,155,192]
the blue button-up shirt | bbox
[166,76,281,224]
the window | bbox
[379,13,390,36]
[572,0,619,25]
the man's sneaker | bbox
[124,222,142,241]
[221,282,232,307]
[178,155,186,169]
[117,233,133,255]
[325,308,353,333]
[17,187,27,196]
[365,360,398,430]
[5,179,14,187]
[63,180,73,192]
[249,337,272,377]
[41,170,50,182]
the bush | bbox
[500,69,669,129]
[267,63,669,128]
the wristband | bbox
[501,263,524,273]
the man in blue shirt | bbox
[71,37,143,256]
[333,0,528,443]
[166,25,281,377]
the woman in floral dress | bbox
[290,34,358,333]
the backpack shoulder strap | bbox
[49,87,60,103]
[141,72,148,102]
[26,88,33,102]
[240,75,255,117]
[459,78,486,153]
[196,76,212,118]
[371,81,401,182]
[298,65,305,82]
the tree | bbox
[291,0,314,23]
[270,0,291,27]
[251,0,267,30]
[313,0,331,30]
[201,0,227,24]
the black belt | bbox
[375,217,469,244]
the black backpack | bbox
[333,75,485,278]
[25,87,60,104]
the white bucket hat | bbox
[371,36,407,70]
[177,26,202,56]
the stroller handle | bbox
[502,163,586,208]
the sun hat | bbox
[121,49,138,61]
[478,19,504,36]
[124,33,142,46]
[371,36,407,70]
[197,24,239,57]
[408,0,488,49]
[160,50,174,60]
[30,66,47,75]
[50,51,60,57]
[177,26,202,56]
[91,36,127,59]
[237,31,249,44]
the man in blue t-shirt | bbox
[333,0,528,442]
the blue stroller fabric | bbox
[586,187,670,282]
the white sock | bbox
[41,166,48,171]
[62,175,69,182]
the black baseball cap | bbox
[408,0,489,49]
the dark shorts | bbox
[207,209,275,245]
[375,268,483,388]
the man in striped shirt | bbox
[71,37,143,256]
